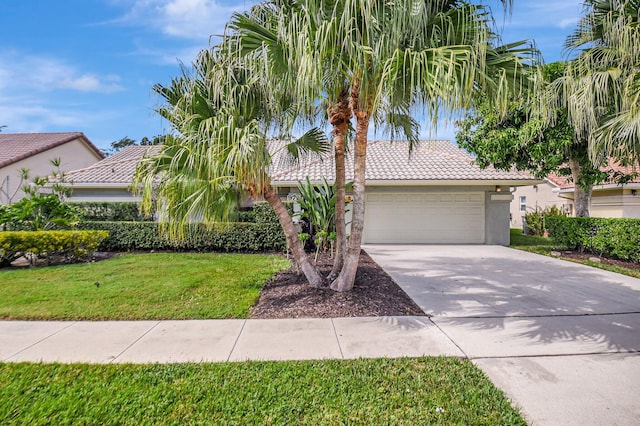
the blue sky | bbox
[1,0,585,151]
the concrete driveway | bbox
[365,244,640,426]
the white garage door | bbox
[363,192,485,243]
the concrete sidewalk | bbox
[0,316,462,364]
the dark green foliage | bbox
[71,202,152,222]
[547,216,640,262]
[0,194,81,231]
[0,230,108,267]
[77,222,286,252]
[75,201,290,252]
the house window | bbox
[519,196,527,212]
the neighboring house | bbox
[63,146,159,202]
[510,177,572,230]
[511,164,640,229]
[62,140,540,245]
[0,132,105,204]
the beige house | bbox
[511,167,640,229]
[0,132,104,204]
[63,140,540,245]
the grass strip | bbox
[0,358,525,425]
[0,253,290,320]
[510,229,640,278]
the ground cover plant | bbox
[0,358,525,425]
[0,253,289,320]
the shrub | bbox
[523,205,567,236]
[77,221,287,252]
[547,216,640,262]
[71,202,152,222]
[0,230,109,267]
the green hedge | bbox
[0,230,109,267]
[70,202,152,222]
[77,222,286,252]
[547,216,640,262]
[74,201,292,253]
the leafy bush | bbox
[77,222,287,252]
[71,202,152,222]
[524,205,567,236]
[547,216,640,262]
[0,194,81,231]
[0,230,108,267]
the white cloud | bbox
[0,52,124,94]
[114,0,248,40]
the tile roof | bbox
[0,132,104,168]
[64,140,537,186]
[547,160,640,191]
[270,139,535,183]
[63,146,160,185]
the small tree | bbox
[0,159,80,231]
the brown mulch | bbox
[555,250,640,271]
[250,250,426,319]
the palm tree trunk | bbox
[568,157,592,217]
[328,93,351,280]
[331,95,369,292]
[264,185,324,288]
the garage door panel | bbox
[364,191,485,244]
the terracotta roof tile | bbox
[0,132,104,168]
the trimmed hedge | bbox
[77,222,286,252]
[0,230,109,267]
[74,201,292,253]
[70,202,152,222]
[547,216,640,262]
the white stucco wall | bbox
[0,138,103,204]
[510,182,572,229]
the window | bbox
[519,196,527,212]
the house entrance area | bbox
[363,191,485,244]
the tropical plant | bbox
[133,46,329,288]
[548,0,640,164]
[295,177,351,253]
[231,0,536,291]
[0,159,80,231]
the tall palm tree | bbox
[233,0,534,291]
[558,0,640,163]
[133,46,328,288]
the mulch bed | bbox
[250,250,426,319]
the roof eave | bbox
[272,178,542,187]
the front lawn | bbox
[0,358,525,425]
[0,253,290,320]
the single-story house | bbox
[62,146,160,202]
[0,132,105,204]
[511,164,640,229]
[62,140,540,245]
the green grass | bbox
[509,228,556,256]
[0,358,525,425]
[510,228,640,278]
[0,253,290,320]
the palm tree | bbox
[232,0,534,291]
[133,46,328,288]
[557,0,640,163]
